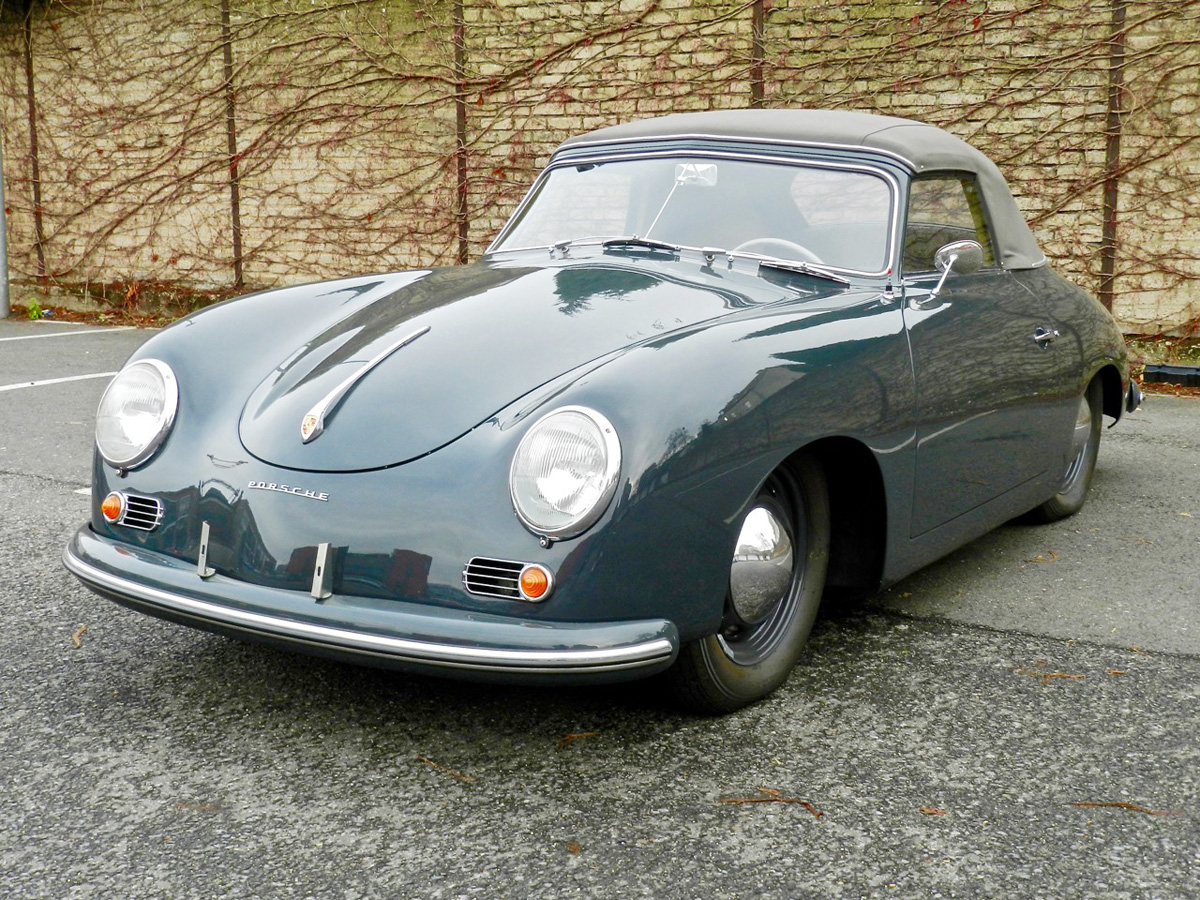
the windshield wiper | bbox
[753,257,851,286]
[601,236,682,254]
[550,237,851,287]
[548,235,681,257]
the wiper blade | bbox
[601,236,682,254]
[548,235,681,257]
[755,258,851,286]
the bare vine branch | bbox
[0,0,1196,333]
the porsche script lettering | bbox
[247,481,330,502]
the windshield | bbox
[492,156,895,273]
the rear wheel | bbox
[1030,379,1103,523]
[668,455,830,714]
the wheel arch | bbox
[785,436,887,593]
[1095,363,1126,421]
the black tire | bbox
[667,455,830,714]
[1030,378,1103,523]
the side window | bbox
[903,175,997,274]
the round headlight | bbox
[510,406,621,539]
[96,359,178,469]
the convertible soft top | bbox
[557,109,1046,270]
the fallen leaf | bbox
[1072,801,1180,816]
[556,731,599,749]
[565,841,582,855]
[1015,663,1084,684]
[800,801,824,819]
[719,788,823,819]
[919,807,947,816]
[1024,550,1059,564]
[417,755,477,783]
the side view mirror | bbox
[928,240,985,302]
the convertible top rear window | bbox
[494,156,894,274]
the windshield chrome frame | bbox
[488,148,903,279]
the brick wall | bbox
[2,0,1198,333]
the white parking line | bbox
[0,326,134,342]
[0,372,117,393]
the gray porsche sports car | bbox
[64,109,1140,713]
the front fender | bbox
[89,287,915,647]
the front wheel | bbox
[667,455,830,714]
[1029,379,1103,523]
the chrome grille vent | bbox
[462,557,524,599]
[120,494,164,531]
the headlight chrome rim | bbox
[95,359,179,470]
[509,405,621,540]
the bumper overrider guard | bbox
[64,527,679,681]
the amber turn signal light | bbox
[518,564,553,601]
[100,492,125,523]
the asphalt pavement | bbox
[1,317,1197,899]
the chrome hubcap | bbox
[729,505,794,625]
[1063,393,1093,485]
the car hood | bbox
[238,258,782,472]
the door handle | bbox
[1032,327,1060,347]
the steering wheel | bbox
[733,238,823,264]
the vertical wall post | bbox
[0,126,9,318]
[221,0,245,288]
[22,0,45,283]
[750,0,765,108]
[453,0,469,265]
[1099,1,1127,313]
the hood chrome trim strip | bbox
[301,325,430,443]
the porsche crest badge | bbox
[301,414,321,443]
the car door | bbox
[900,173,1082,537]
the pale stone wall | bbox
[1,0,457,291]
[762,0,1115,302]
[2,0,1199,333]
[24,5,230,287]
[1116,7,1200,332]
[224,0,460,282]
[461,0,755,249]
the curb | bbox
[1143,364,1200,387]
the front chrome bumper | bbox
[64,527,679,683]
